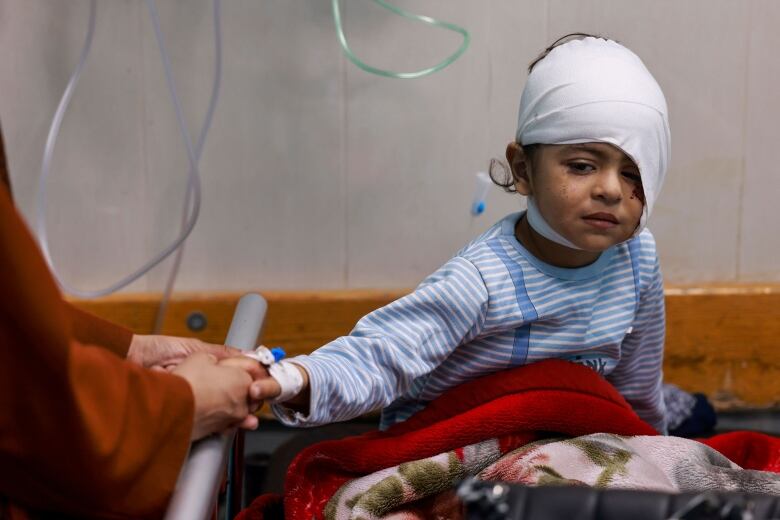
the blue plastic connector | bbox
[271,347,286,362]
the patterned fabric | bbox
[325,438,503,520]
[325,434,780,520]
[274,212,667,433]
[663,383,698,431]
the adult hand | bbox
[217,356,270,415]
[173,352,261,440]
[127,334,241,370]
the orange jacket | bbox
[0,184,195,519]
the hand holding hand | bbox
[217,356,271,415]
[245,357,310,414]
[173,352,261,440]
[128,334,241,370]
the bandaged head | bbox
[516,37,671,249]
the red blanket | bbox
[237,360,780,520]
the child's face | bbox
[508,142,644,252]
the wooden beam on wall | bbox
[71,290,407,360]
[663,285,780,409]
[71,285,780,410]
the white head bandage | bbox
[516,37,671,247]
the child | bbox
[256,34,671,434]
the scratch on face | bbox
[630,186,645,203]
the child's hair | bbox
[489,32,612,193]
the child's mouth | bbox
[583,212,619,229]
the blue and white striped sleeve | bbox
[272,256,489,426]
[606,252,667,434]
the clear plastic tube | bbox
[332,0,470,79]
[153,0,222,332]
[35,0,221,300]
[38,0,464,300]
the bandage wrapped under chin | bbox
[244,346,304,404]
[516,37,671,247]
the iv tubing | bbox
[153,0,222,332]
[332,0,470,79]
[35,0,221,299]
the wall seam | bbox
[735,1,753,282]
[341,0,350,289]
[138,3,152,291]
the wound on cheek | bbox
[630,187,645,203]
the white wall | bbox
[1,0,777,292]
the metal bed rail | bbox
[165,293,267,520]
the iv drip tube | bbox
[35,0,222,301]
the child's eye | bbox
[621,171,642,184]
[568,162,595,174]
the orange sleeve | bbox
[65,303,134,358]
[0,187,194,519]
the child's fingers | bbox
[250,378,281,401]
[237,414,259,431]
[248,400,262,414]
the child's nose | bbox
[593,169,623,203]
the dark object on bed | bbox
[458,478,780,520]
[670,393,718,438]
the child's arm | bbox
[606,249,667,434]
[270,256,489,426]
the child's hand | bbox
[248,362,310,415]
[173,352,260,440]
[248,373,282,403]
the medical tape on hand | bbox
[266,361,304,404]
[244,347,304,404]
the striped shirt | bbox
[273,212,667,433]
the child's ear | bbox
[506,142,532,196]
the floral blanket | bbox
[325,433,780,520]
